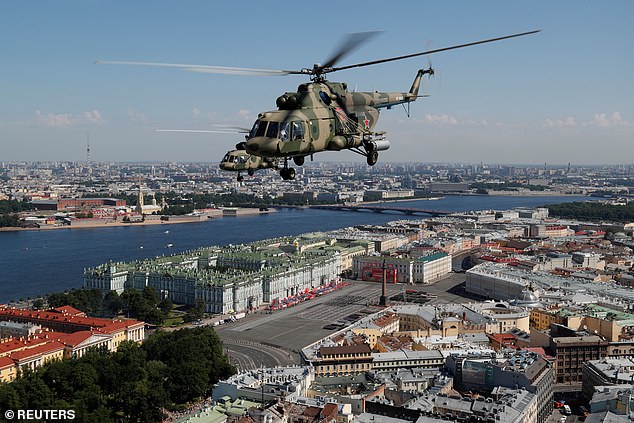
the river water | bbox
[0,195,591,302]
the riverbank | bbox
[0,207,276,232]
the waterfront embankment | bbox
[0,207,276,232]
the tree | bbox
[184,298,205,323]
[143,326,234,404]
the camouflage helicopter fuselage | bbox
[219,148,278,181]
[244,68,429,171]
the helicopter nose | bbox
[246,140,259,153]
[247,138,280,156]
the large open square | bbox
[215,274,470,371]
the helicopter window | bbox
[249,120,260,138]
[291,121,305,141]
[266,121,280,138]
[254,121,267,137]
[237,155,247,164]
[222,153,230,162]
[279,122,290,141]
[319,91,332,105]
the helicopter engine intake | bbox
[366,139,390,152]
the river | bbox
[0,195,591,302]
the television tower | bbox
[86,132,93,179]
[86,132,91,164]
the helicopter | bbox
[155,128,276,181]
[98,30,539,180]
[219,148,278,182]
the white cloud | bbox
[422,114,458,125]
[542,117,576,128]
[83,110,104,124]
[36,109,105,127]
[128,108,151,125]
[237,109,252,121]
[192,108,201,118]
[36,110,77,127]
[589,112,629,128]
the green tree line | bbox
[46,287,173,325]
[0,327,235,422]
[0,199,34,228]
[547,201,634,222]
[470,182,549,193]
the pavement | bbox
[213,274,469,371]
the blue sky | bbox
[2,1,633,164]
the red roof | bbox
[53,306,85,317]
[0,305,143,334]
[54,331,100,347]
[0,356,14,369]
[9,341,65,361]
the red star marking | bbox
[363,118,370,129]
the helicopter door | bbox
[289,121,309,153]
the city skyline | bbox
[2,1,633,164]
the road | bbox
[215,274,469,371]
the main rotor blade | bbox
[156,129,247,134]
[321,31,382,69]
[96,60,303,76]
[329,30,541,73]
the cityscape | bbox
[2,1,633,422]
[1,160,634,422]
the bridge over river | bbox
[310,204,452,217]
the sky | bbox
[2,1,633,165]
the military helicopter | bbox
[98,30,539,180]
[219,148,278,182]
[155,128,276,181]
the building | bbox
[364,190,414,201]
[353,251,451,285]
[0,305,144,351]
[32,197,126,211]
[535,330,608,385]
[582,357,634,400]
[446,350,553,423]
[0,321,41,339]
[0,305,144,383]
[85,236,351,313]
[371,350,444,372]
[212,366,314,403]
[313,344,373,377]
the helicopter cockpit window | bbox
[291,121,305,141]
[279,122,290,141]
[266,121,280,138]
[249,120,259,138]
[237,155,247,164]
[222,153,230,162]
[251,120,267,137]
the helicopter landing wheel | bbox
[280,167,296,180]
[293,156,305,166]
[367,151,379,166]
[247,169,255,176]
[237,175,244,182]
